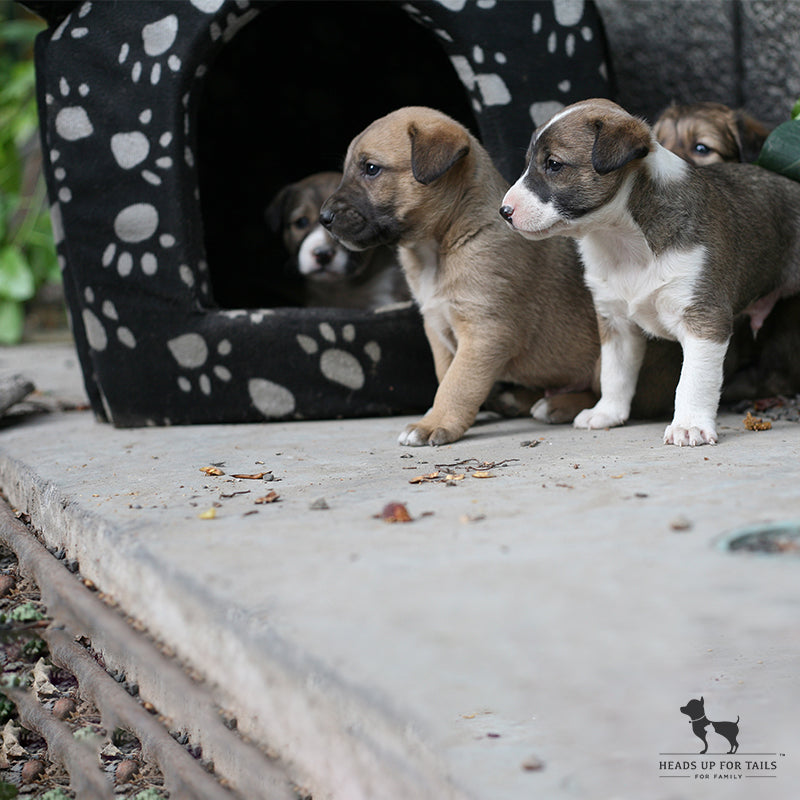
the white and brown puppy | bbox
[319,106,603,446]
[500,98,800,446]
[653,101,769,166]
[267,171,409,309]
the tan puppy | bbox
[653,101,769,166]
[318,106,606,446]
[267,171,409,309]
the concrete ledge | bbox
[1,344,798,798]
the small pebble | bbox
[21,759,46,783]
[115,759,139,784]
[521,754,545,771]
[309,498,329,510]
[670,514,693,532]
[52,697,76,720]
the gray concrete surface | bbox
[1,342,798,800]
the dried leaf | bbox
[380,502,413,523]
[409,472,440,484]
[32,658,58,698]
[232,472,266,480]
[198,507,217,520]
[255,491,280,504]
[2,720,26,759]
[472,471,495,479]
[743,411,772,431]
[200,466,224,476]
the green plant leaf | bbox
[0,19,43,45]
[792,98,800,120]
[0,298,24,344]
[756,119,800,181]
[0,245,35,301]
[9,601,44,622]
[0,781,18,800]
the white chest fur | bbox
[399,240,457,354]
[579,227,706,342]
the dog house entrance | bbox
[196,1,479,310]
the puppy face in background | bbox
[267,171,351,282]
[267,171,410,309]
[653,101,769,165]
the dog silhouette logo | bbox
[680,697,740,754]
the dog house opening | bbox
[196,1,480,310]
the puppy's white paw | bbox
[531,398,552,423]
[573,405,626,430]
[398,425,430,447]
[398,421,461,446]
[663,420,718,447]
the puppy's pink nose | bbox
[499,204,514,221]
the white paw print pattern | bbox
[404,3,510,113]
[100,203,175,279]
[81,287,137,352]
[529,0,604,125]
[101,108,179,274]
[167,333,233,396]
[449,47,512,113]
[297,323,381,391]
[46,77,92,207]
[118,14,181,86]
[110,109,173,187]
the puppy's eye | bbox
[364,162,382,178]
[545,158,563,174]
[292,216,310,230]
[693,143,711,155]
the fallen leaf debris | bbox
[408,458,517,485]
[743,411,772,431]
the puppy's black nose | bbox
[499,205,514,221]
[313,247,334,267]
[319,208,335,229]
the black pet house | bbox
[30,0,612,426]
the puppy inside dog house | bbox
[27,0,612,426]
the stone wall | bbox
[596,0,800,127]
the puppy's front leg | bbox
[664,335,729,446]
[399,337,502,446]
[423,320,455,383]
[574,317,646,430]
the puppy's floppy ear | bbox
[408,120,470,185]
[265,184,292,233]
[732,110,770,163]
[591,116,651,175]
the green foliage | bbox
[9,601,45,622]
[0,781,18,800]
[132,791,165,800]
[0,692,14,724]
[756,119,800,180]
[0,3,61,344]
[21,636,47,658]
[37,791,69,800]
[755,96,800,181]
